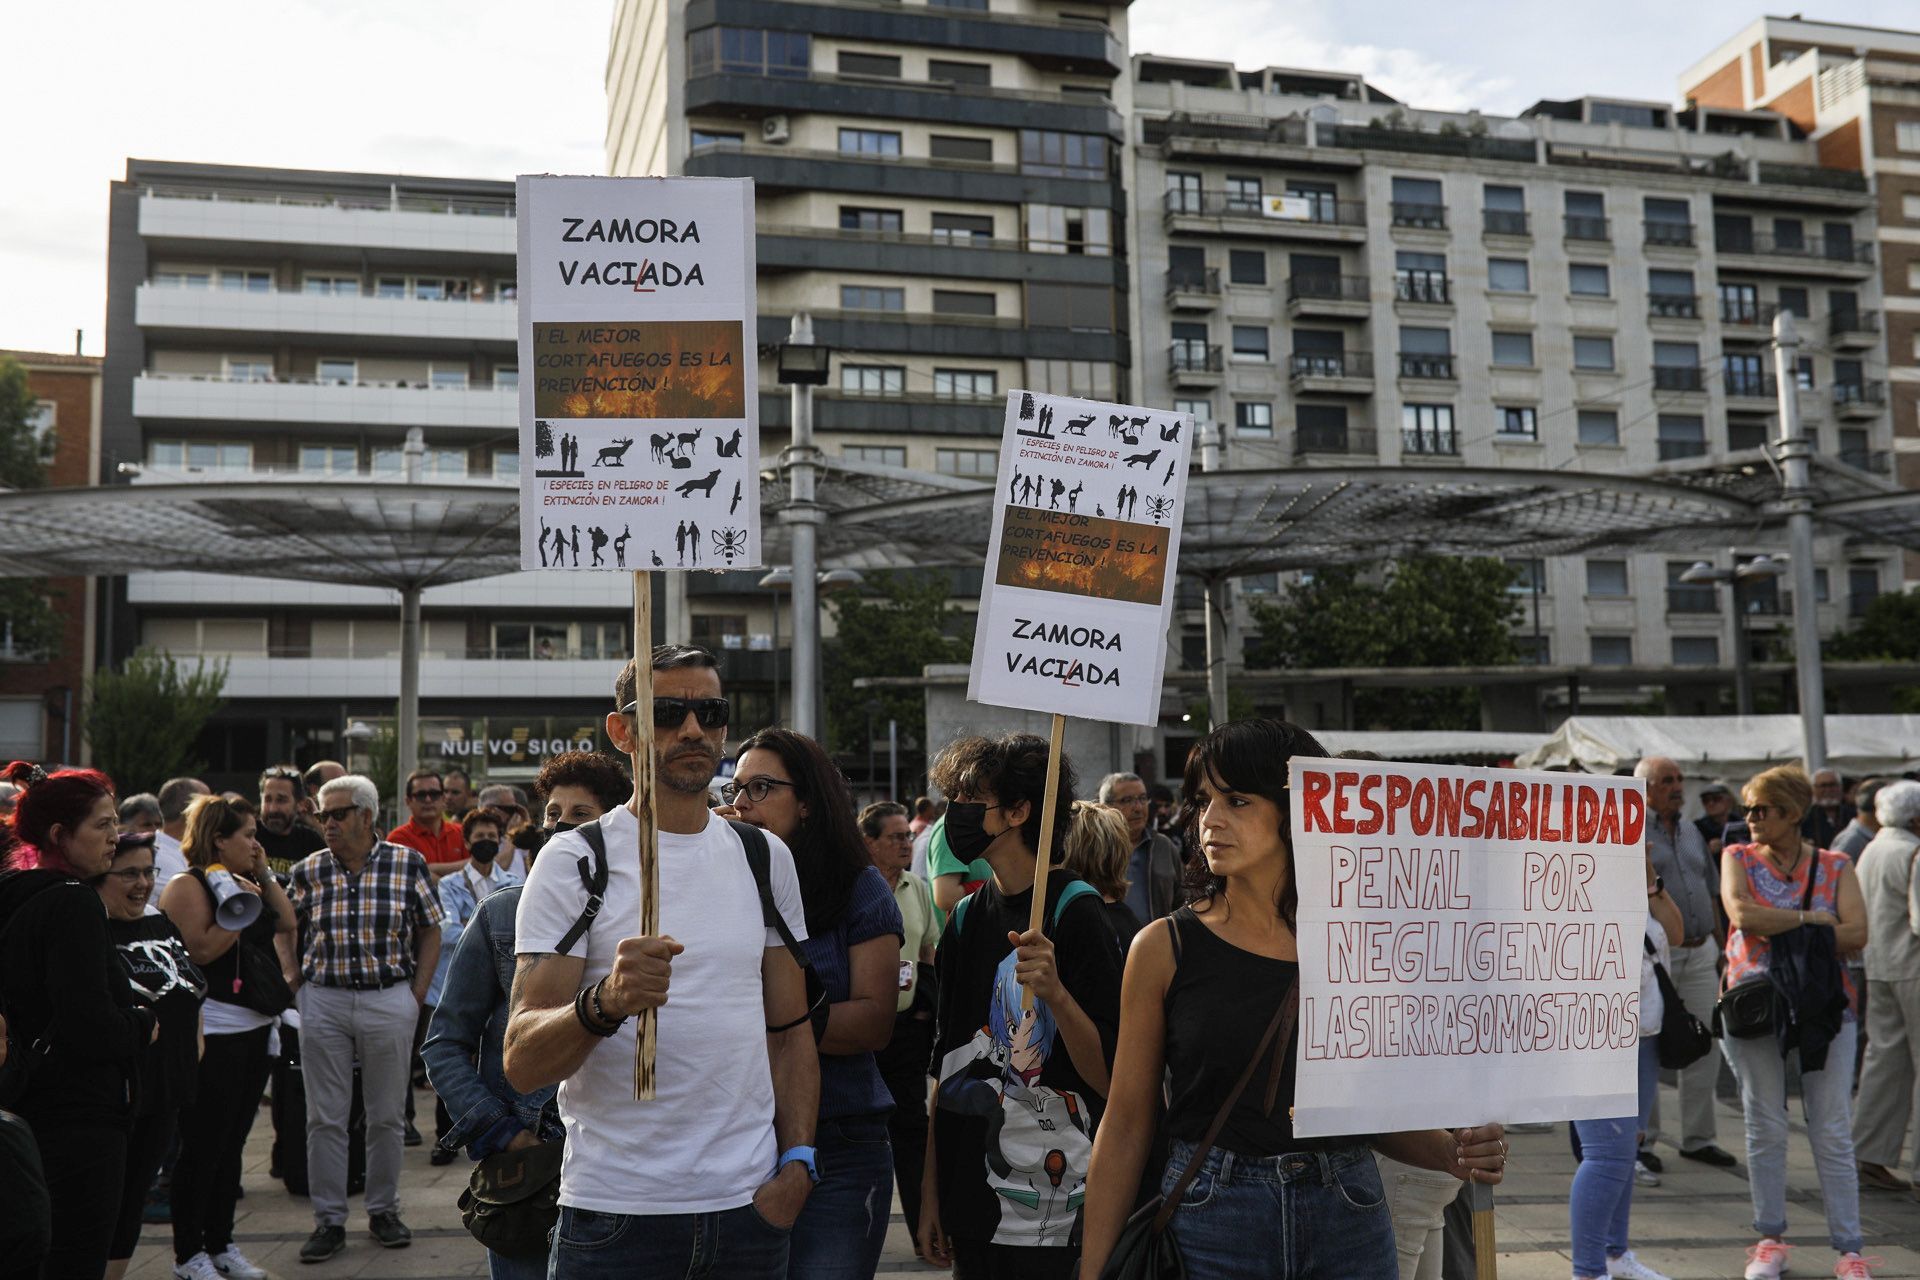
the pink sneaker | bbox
[1833,1254,1880,1279]
[1744,1239,1791,1279]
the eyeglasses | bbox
[1111,795,1150,808]
[1744,805,1782,822]
[720,777,798,805]
[105,865,158,882]
[316,805,361,825]
[409,788,444,801]
[880,832,915,844]
[623,697,731,730]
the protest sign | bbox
[1287,758,1647,1137]
[967,391,1194,729]
[515,175,760,573]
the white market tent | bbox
[1516,715,1920,783]
[1314,729,1550,762]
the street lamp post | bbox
[1771,312,1828,768]
[777,315,833,740]
[1679,553,1786,717]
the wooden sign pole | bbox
[1021,712,1068,1012]
[631,571,661,1100]
[1469,1179,1498,1279]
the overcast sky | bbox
[2,0,1909,357]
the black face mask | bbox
[944,802,1006,863]
[552,820,580,835]
[468,839,499,864]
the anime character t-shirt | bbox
[931,869,1123,1249]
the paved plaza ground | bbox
[123,1079,1920,1279]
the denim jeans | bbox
[787,1112,894,1279]
[488,1247,550,1280]
[1723,1023,1863,1253]
[1162,1139,1396,1279]
[1569,1036,1661,1277]
[547,1202,790,1279]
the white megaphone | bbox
[205,864,263,931]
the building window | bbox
[1241,573,1280,596]
[430,365,470,390]
[840,365,905,396]
[1898,122,1920,153]
[1019,130,1108,179]
[930,0,989,10]
[1577,409,1619,445]
[1506,558,1546,593]
[933,212,995,245]
[1398,326,1453,379]
[1648,268,1696,315]
[1586,560,1629,596]
[150,440,254,472]
[1673,636,1720,666]
[1902,194,1920,222]
[1565,190,1608,239]
[299,444,357,475]
[495,367,518,390]
[1225,176,1263,213]
[933,368,997,399]
[1402,403,1457,455]
[933,289,996,317]
[1591,635,1633,666]
[1497,406,1538,438]
[1487,258,1530,292]
[840,284,904,311]
[303,274,358,296]
[1395,250,1449,303]
[224,358,273,383]
[316,359,356,386]
[1234,402,1273,438]
[1573,335,1615,371]
[936,448,996,477]
[930,134,994,163]
[838,128,901,157]
[1231,326,1269,362]
[1026,283,1111,331]
[1229,250,1266,285]
[1165,171,1202,215]
[154,269,213,289]
[690,128,745,150]
[1483,184,1528,236]
[928,58,991,86]
[1491,332,1535,367]
[842,445,907,466]
[838,50,901,78]
[1391,176,1445,228]
[1569,263,1611,296]
[492,450,519,481]
[373,446,467,478]
[1848,564,1881,616]
[839,206,903,233]
[1174,397,1210,423]
[25,400,54,445]
[1025,205,1111,256]
[1657,414,1707,460]
[690,27,810,77]
[375,276,408,299]
[218,269,272,293]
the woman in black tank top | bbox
[1078,720,1509,1280]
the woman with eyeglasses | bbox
[0,761,157,1280]
[723,729,904,1280]
[157,796,297,1280]
[1719,765,1873,1280]
[95,831,206,1280]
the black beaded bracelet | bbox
[589,978,626,1030]
[574,984,620,1037]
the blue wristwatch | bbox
[777,1145,820,1185]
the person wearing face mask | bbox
[96,832,206,1280]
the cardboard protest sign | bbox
[515,175,760,572]
[1288,758,1647,1137]
[967,392,1194,728]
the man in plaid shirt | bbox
[289,773,444,1264]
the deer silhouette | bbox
[593,437,636,467]
[675,430,702,455]
[716,427,742,458]
[649,432,671,463]
[1064,414,1094,436]
[676,468,722,499]
[1124,447,1162,470]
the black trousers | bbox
[34,1121,127,1279]
[875,1010,934,1239]
[172,1027,272,1263]
[110,1106,177,1260]
[952,1239,1076,1280]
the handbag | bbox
[1099,937,1300,1280]
[1714,850,1819,1040]
[231,935,294,1017]
[1642,937,1712,1068]
[0,1109,50,1267]
[458,1138,564,1258]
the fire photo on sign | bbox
[993,507,1167,605]
[534,318,746,419]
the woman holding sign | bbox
[1078,720,1506,1280]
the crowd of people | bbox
[0,647,1913,1278]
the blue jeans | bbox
[1569,1039,1659,1277]
[1723,1022,1863,1253]
[1163,1139,1395,1279]
[788,1112,894,1280]
[489,1247,549,1280]
[547,1202,790,1279]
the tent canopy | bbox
[1313,729,1550,763]
[1516,715,1920,783]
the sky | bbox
[1,0,1911,357]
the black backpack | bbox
[557,816,829,1042]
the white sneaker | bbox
[1633,1157,1661,1187]
[172,1255,221,1280]
[211,1246,269,1279]
[1608,1251,1672,1280]
[1744,1238,1792,1279]
[1834,1254,1880,1279]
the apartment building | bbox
[0,349,101,763]
[101,161,625,788]
[1131,58,1898,720]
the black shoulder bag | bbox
[1714,852,1819,1040]
[459,1134,565,1259]
[1643,936,1712,1069]
[1100,917,1300,1280]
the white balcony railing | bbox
[139,191,516,256]
[133,373,517,428]
[136,283,517,344]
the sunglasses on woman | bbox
[622,697,732,730]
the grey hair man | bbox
[1805,766,1847,850]
[117,792,163,836]
[1851,780,1920,1192]
[154,775,210,893]
[288,774,445,1262]
[1096,771,1181,922]
[1633,755,1733,1168]
[1833,778,1885,862]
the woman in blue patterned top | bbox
[725,728,904,1280]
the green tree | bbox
[1826,590,1920,712]
[1246,556,1523,730]
[0,355,63,659]
[822,571,974,757]
[85,650,228,795]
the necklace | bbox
[1762,841,1805,880]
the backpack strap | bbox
[554,818,613,956]
[727,820,809,975]
[952,875,1096,939]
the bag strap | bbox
[726,819,810,976]
[555,818,613,956]
[1800,848,1821,912]
[1151,981,1299,1235]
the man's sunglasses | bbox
[623,697,731,730]
[409,788,444,800]
[316,805,362,825]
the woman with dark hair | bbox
[725,728,903,1280]
[1079,720,1509,1280]
[0,760,157,1280]
[157,795,296,1280]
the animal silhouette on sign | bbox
[675,430,702,455]
[716,428,742,458]
[650,549,663,567]
[1163,455,1177,486]
[713,527,748,564]
[593,438,636,467]
[650,432,672,463]
[1096,504,1105,517]
[1146,494,1174,525]
[1067,481,1082,512]
[1160,420,1183,443]
[729,480,743,515]
[613,524,631,568]
[1124,447,1161,470]
[676,469,722,499]
[1107,415,1128,439]
[1064,414,1094,437]
[1130,416,1151,435]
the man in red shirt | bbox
[388,769,468,882]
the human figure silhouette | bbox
[1117,483,1129,515]
[688,520,702,564]
[1048,477,1065,510]
[1037,405,1054,437]
[589,525,609,567]
[569,526,581,566]
[675,520,688,565]
[566,435,579,472]
[538,519,551,567]
[614,524,631,568]
[1010,468,1023,505]
[1127,487,1138,519]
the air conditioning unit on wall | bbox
[762,115,791,144]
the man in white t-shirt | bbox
[505,645,819,1279]
[153,775,208,893]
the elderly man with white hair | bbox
[1852,778,1920,1194]
[288,774,445,1263]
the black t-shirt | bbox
[257,821,326,875]
[109,912,207,1115]
[1101,900,1142,959]
[930,870,1123,1250]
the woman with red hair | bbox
[0,761,157,1280]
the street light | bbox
[775,314,835,738]
[1679,554,1787,716]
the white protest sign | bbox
[1262,194,1314,221]
[967,391,1194,727]
[1288,758,1647,1137]
[515,175,760,572]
